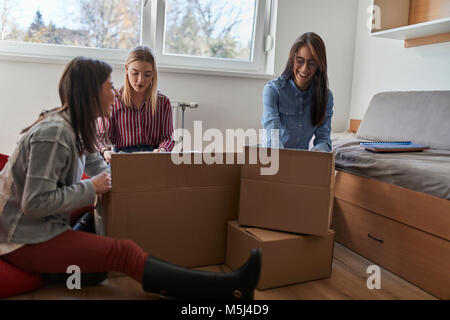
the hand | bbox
[153,148,166,153]
[91,172,111,194]
[103,150,112,163]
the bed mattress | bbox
[331,132,450,200]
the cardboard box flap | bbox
[239,178,333,236]
[111,152,240,192]
[242,146,334,187]
[244,227,301,242]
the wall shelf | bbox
[370,0,450,47]
[371,17,450,40]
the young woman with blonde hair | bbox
[0,57,261,300]
[98,46,175,162]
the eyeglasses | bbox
[294,55,317,69]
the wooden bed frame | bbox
[331,119,450,299]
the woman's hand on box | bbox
[103,150,112,162]
[91,172,111,194]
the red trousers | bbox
[3,209,149,284]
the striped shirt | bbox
[97,91,175,152]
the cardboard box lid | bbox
[232,221,334,242]
[242,146,334,187]
[244,226,303,242]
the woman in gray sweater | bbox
[0,57,261,300]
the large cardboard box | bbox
[238,147,335,236]
[103,152,241,268]
[225,221,335,290]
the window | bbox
[0,0,141,49]
[0,0,274,74]
[149,0,270,72]
[0,0,142,64]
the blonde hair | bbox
[122,46,158,115]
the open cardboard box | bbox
[225,221,335,290]
[101,147,336,278]
[103,152,241,270]
[239,146,335,236]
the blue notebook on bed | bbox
[360,141,430,153]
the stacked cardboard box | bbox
[225,147,336,290]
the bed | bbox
[330,91,450,299]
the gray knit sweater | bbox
[0,110,109,245]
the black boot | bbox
[142,248,262,300]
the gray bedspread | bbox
[331,132,450,200]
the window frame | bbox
[0,40,130,66]
[147,0,270,73]
[0,0,275,76]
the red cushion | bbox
[0,155,92,298]
[0,153,8,171]
[1,153,45,298]
[0,258,44,299]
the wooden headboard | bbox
[349,119,361,133]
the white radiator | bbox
[171,101,198,131]
[171,101,181,131]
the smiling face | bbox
[125,60,154,94]
[293,45,319,91]
[99,75,116,118]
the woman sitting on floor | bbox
[0,56,261,300]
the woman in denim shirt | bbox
[262,32,333,152]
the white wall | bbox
[0,0,358,155]
[350,0,450,120]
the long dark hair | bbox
[22,57,112,154]
[281,32,329,127]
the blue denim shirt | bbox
[262,76,334,152]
